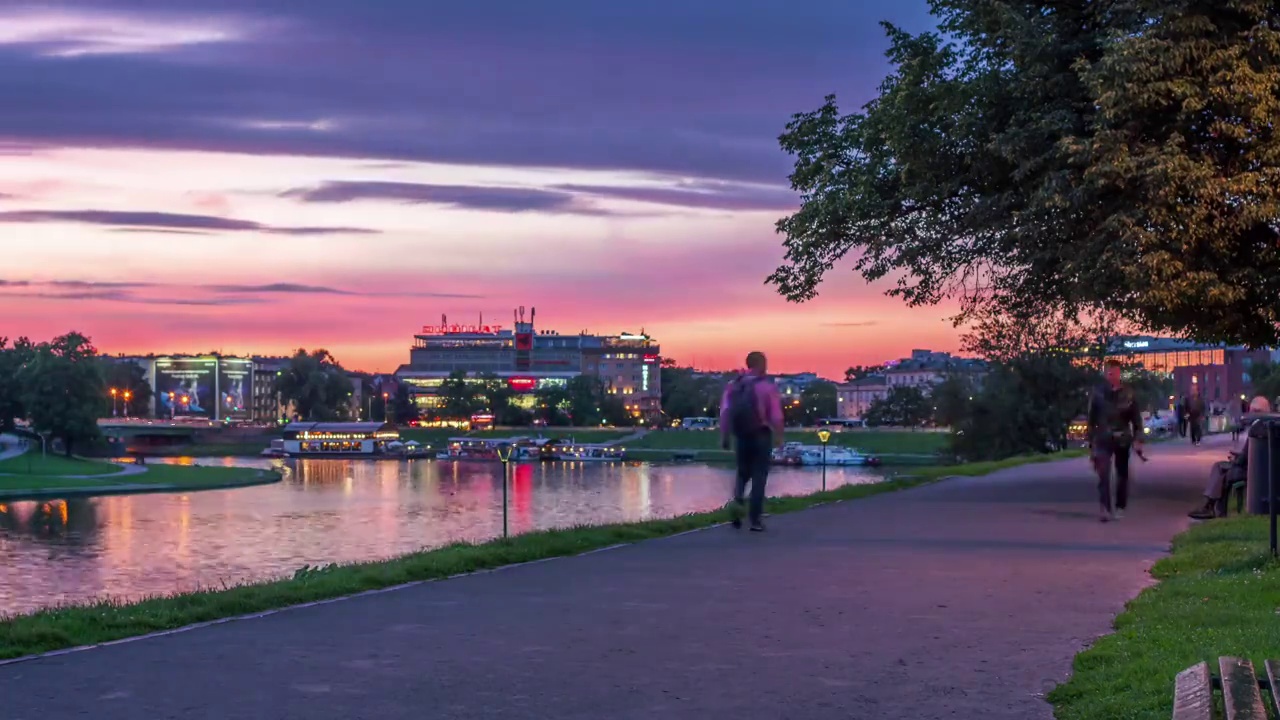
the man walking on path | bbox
[1087,359,1144,523]
[720,351,784,532]
[1176,396,1188,438]
[1186,386,1207,446]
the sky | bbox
[0,0,957,378]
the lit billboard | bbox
[154,357,217,419]
[218,358,254,421]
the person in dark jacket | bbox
[1087,360,1145,522]
[1186,387,1207,445]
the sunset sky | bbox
[0,0,961,378]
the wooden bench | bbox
[1173,657,1278,719]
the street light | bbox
[110,388,118,416]
[383,392,390,423]
[168,392,176,420]
[496,443,513,539]
[817,429,831,492]
[123,390,132,419]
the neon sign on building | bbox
[421,324,504,335]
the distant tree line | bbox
[427,370,632,427]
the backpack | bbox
[727,375,763,435]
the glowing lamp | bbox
[817,430,831,444]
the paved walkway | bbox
[0,437,1229,719]
[0,433,26,462]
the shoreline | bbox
[0,451,1074,661]
[0,468,282,502]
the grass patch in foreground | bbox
[1048,516,1280,719]
[0,452,124,477]
[0,449,1080,660]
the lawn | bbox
[0,449,1080,659]
[631,429,951,455]
[0,458,280,499]
[0,453,124,477]
[1048,516,1280,719]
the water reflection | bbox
[0,458,886,617]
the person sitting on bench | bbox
[1189,450,1247,519]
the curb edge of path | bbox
[0,478,960,668]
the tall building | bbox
[1104,336,1270,407]
[395,307,662,418]
[836,375,889,421]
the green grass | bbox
[0,461,280,498]
[0,449,1080,659]
[632,429,950,455]
[1049,516,1280,719]
[0,452,125,477]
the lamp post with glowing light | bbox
[168,392,176,420]
[383,392,390,423]
[496,442,513,539]
[123,390,132,419]
[110,388,119,417]
[817,429,831,491]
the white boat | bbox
[797,445,873,467]
[551,444,626,462]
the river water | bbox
[0,457,887,617]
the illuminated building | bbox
[395,306,662,419]
[1104,337,1270,406]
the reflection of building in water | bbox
[617,464,653,519]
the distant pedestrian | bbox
[1186,387,1207,446]
[1087,360,1144,523]
[1175,397,1188,438]
[720,351,784,532]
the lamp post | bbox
[496,442,513,539]
[168,392,176,420]
[110,388,118,417]
[123,390,132,419]
[817,429,831,492]
[383,392,390,423]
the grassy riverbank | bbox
[0,459,281,499]
[0,453,125,477]
[0,449,1077,660]
[1049,516,1280,719]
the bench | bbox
[1173,657,1278,719]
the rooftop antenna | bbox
[530,306,536,327]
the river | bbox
[0,457,888,617]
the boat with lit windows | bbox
[435,436,547,461]
[542,442,626,462]
[772,442,879,467]
[274,421,404,459]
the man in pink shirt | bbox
[719,351,785,531]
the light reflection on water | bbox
[0,458,887,616]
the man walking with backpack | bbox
[720,351,784,532]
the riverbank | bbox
[1049,515,1280,719]
[0,455,282,501]
[0,450,1075,660]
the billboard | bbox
[154,357,217,419]
[218,358,254,421]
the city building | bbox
[1104,336,1270,407]
[394,307,662,419]
[883,350,987,390]
[109,354,256,422]
[836,375,889,421]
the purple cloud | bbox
[281,181,610,215]
[0,1,937,182]
[0,209,376,235]
[556,180,797,211]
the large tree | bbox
[0,337,34,430]
[20,332,105,456]
[865,386,932,428]
[773,1,1280,346]
[275,349,355,422]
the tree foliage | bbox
[104,360,152,418]
[0,337,34,431]
[774,1,1280,346]
[659,364,723,421]
[275,349,355,422]
[19,332,105,455]
[864,386,932,428]
[784,381,838,425]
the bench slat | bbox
[1172,662,1214,720]
[1265,659,1280,716]
[1220,657,1267,720]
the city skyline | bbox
[0,0,961,378]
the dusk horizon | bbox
[0,0,959,377]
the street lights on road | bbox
[496,443,513,539]
[817,429,831,492]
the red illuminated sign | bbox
[421,324,504,335]
[507,376,537,391]
[643,354,658,364]
[515,332,533,351]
